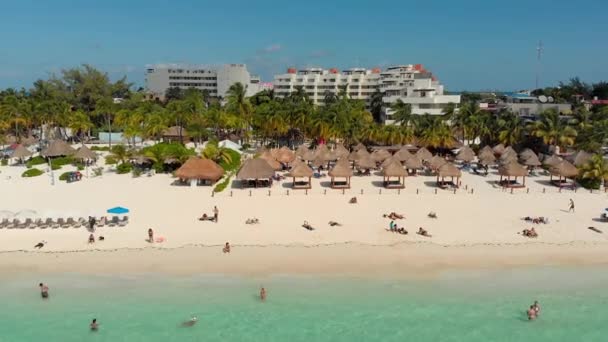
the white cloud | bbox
[262,44,282,53]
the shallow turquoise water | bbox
[0,267,607,342]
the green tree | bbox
[529,109,578,150]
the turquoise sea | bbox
[0,266,607,342]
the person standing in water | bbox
[533,301,541,316]
[260,287,267,302]
[90,318,99,331]
[527,306,536,321]
[568,199,575,213]
[39,283,49,299]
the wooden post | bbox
[379,189,382,195]
[324,189,327,195]
[268,190,271,196]
[510,187,513,194]
[212,191,215,197]
[542,188,545,193]
[305,189,308,195]
[342,189,345,195]
[249,190,252,196]
[230,191,233,197]
[453,188,456,194]
[360,189,363,194]
[287,190,289,196]
[526,188,529,194]
[398,189,401,195]
[416,188,419,194]
[435,189,437,194]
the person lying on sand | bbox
[34,241,46,249]
[198,213,215,221]
[523,216,548,224]
[328,221,342,227]
[182,316,198,327]
[417,227,432,237]
[383,212,404,220]
[246,218,260,224]
[349,197,358,204]
[395,227,408,235]
[428,212,438,219]
[98,236,105,241]
[302,221,315,231]
[521,228,538,238]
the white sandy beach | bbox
[1,151,607,276]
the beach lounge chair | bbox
[65,218,76,227]
[56,218,68,228]
[50,219,59,229]
[18,219,31,229]
[39,218,51,229]
[108,216,119,227]
[97,217,105,228]
[6,219,20,229]
[32,219,42,228]
[118,216,129,227]
[0,218,8,228]
[74,218,86,228]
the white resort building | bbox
[145,64,265,100]
[272,64,460,123]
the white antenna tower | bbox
[535,40,543,89]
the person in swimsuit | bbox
[223,242,231,253]
[568,199,575,213]
[533,301,541,316]
[39,283,49,299]
[34,241,46,249]
[90,318,99,331]
[213,206,219,223]
[527,306,536,320]
[182,316,197,327]
[148,228,154,243]
[88,234,95,244]
[260,287,267,302]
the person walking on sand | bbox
[213,206,219,223]
[568,199,575,213]
[148,228,154,243]
[39,283,49,299]
[260,287,267,302]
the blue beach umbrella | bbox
[107,206,129,215]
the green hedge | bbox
[219,149,241,172]
[90,146,110,151]
[577,177,601,190]
[116,162,133,174]
[105,155,117,165]
[1,159,7,166]
[58,171,71,181]
[213,173,233,193]
[26,156,46,168]
[22,169,43,177]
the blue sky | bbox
[1,0,607,91]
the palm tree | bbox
[144,112,169,142]
[67,110,94,143]
[225,82,252,142]
[496,112,523,146]
[529,109,577,151]
[369,89,384,123]
[390,100,412,126]
[579,154,608,189]
[109,144,131,165]
[201,140,233,165]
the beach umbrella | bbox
[356,154,376,169]
[302,150,316,161]
[395,147,413,162]
[549,160,579,179]
[542,155,562,167]
[568,150,593,167]
[404,155,423,169]
[276,147,296,164]
[353,143,366,151]
[10,144,33,159]
[237,158,275,180]
[295,145,309,158]
[521,154,542,167]
[518,148,537,161]
[73,145,98,161]
[333,144,350,159]
[371,149,391,162]
[41,140,76,157]
[428,155,447,170]
[381,156,400,168]
[492,144,506,156]
[107,207,129,215]
[415,147,433,161]
[455,147,475,162]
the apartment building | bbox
[273,64,460,123]
[145,64,263,100]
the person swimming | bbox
[39,283,49,299]
[533,301,541,316]
[181,316,198,327]
[527,306,536,321]
[90,318,99,331]
[260,287,267,302]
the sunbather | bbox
[34,241,46,249]
[302,221,315,231]
[383,212,404,220]
[328,221,342,227]
[417,227,432,237]
[428,212,438,219]
[522,228,538,238]
[396,227,408,235]
[349,197,358,204]
[246,218,260,224]
[198,213,214,221]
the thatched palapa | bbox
[41,140,76,157]
[328,158,353,189]
[356,154,376,170]
[542,155,562,167]
[428,155,447,170]
[237,158,275,187]
[549,160,578,179]
[455,146,475,162]
[162,126,188,142]
[287,162,314,189]
[260,151,282,170]
[333,144,350,159]
[498,162,528,188]
[415,147,433,161]
[404,155,423,170]
[73,145,97,160]
[295,145,309,157]
[175,157,224,184]
[10,144,33,159]
[568,150,592,167]
[382,160,407,189]
[371,149,391,162]
[436,163,461,188]
[276,147,296,164]
[492,144,506,155]
[395,147,413,162]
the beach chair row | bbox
[0,216,129,229]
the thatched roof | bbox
[428,155,447,170]
[276,147,296,164]
[353,143,366,151]
[493,144,506,155]
[383,160,407,177]
[499,151,518,164]
[237,158,275,179]
[10,144,32,159]
[21,136,38,146]
[395,147,413,162]
[163,126,187,137]
[498,162,528,177]
[329,159,353,178]
[455,146,475,162]
[568,150,592,167]
[302,150,316,161]
[381,156,399,168]
[287,162,314,178]
[543,155,562,167]
[270,148,280,159]
[73,145,97,160]
[371,149,391,162]
[41,140,76,157]
[549,160,579,178]
[333,144,350,159]
[314,144,334,161]
[260,151,282,170]
[356,154,376,169]
[350,148,371,161]
[415,147,433,161]
[437,163,462,178]
[521,154,542,166]
[503,146,516,157]
[404,155,423,169]
[478,155,496,166]
[518,148,537,161]
[175,157,224,181]
[295,145,309,157]
[311,157,325,168]
[478,146,494,158]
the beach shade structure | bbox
[10,144,33,161]
[404,155,424,175]
[41,140,76,157]
[162,126,188,143]
[21,136,38,146]
[328,158,353,189]
[175,157,225,185]
[381,156,399,169]
[568,150,592,167]
[415,147,433,161]
[301,149,316,162]
[499,150,518,165]
[478,146,494,159]
[311,157,325,168]
[353,142,366,151]
[371,149,391,163]
[236,158,275,188]
[521,153,542,167]
[436,163,461,188]
[548,160,579,187]
[287,162,314,189]
[295,145,309,158]
[270,148,280,159]
[492,144,506,156]
[518,148,537,161]
[382,160,407,189]
[260,151,282,171]
[455,146,475,163]
[276,147,296,164]
[73,145,98,161]
[428,155,448,171]
[395,147,413,162]
[542,154,563,168]
[107,207,129,215]
[333,144,350,159]
[498,162,528,188]
[314,144,335,163]
[356,153,376,171]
